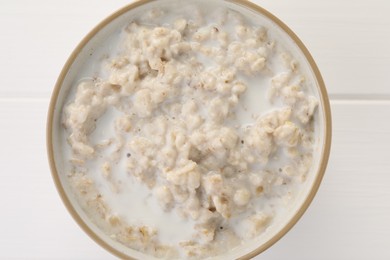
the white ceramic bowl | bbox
[47,0,331,259]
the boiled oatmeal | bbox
[62,3,318,259]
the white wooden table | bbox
[1,0,389,259]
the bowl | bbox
[47,0,331,259]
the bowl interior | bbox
[48,0,331,259]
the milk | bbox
[60,0,320,255]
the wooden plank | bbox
[259,100,390,260]
[0,99,114,259]
[0,0,130,98]
[0,0,390,97]
[259,0,390,97]
[0,99,389,259]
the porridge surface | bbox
[62,1,318,258]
